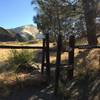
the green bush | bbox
[8,49,33,70]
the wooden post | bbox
[41,38,46,74]
[55,34,62,94]
[45,33,50,80]
[67,35,75,80]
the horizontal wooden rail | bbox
[48,45,100,52]
[44,63,67,67]
[0,45,68,52]
[48,48,69,52]
[75,45,100,49]
[0,45,43,49]
[1,45,98,50]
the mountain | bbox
[0,27,16,42]
[0,24,39,42]
[10,24,39,38]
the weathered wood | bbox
[45,33,50,80]
[0,45,43,49]
[67,35,75,80]
[41,39,46,73]
[46,48,68,52]
[44,63,67,67]
[55,34,62,94]
[75,45,100,49]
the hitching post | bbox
[67,35,75,80]
[45,33,50,80]
[41,38,46,73]
[36,34,46,74]
[55,34,62,94]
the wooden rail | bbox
[45,33,50,80]
[75,45,100,49]
[0,45,43,49]
[55,34,62,94]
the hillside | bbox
[0,27,16,42]
[0,25,39,42]
[10,24,39,38]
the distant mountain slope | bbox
[0,27,16,41]
[0,24,39,42]
[11,24,39,38]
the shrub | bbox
[11,50,32,64]
[8,49,33,71]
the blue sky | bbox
[0,0,37,29]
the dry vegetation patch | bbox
[0,41,100,99]
[0,71,47,98]
[74,49,100,76]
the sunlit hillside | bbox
[0,25,39,42]
[10,24,39,38]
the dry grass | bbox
[0,41,55,96]
[0,40,100,99]
[0,41,100,74]
[0,71,46,97]
[74,49,100,76]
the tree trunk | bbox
[82,0,98,45]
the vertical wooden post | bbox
[67,35,75,80]
[55,34,62,94]
[41,38,46,74]
[45,33,50,80]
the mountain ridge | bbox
[9,24,38,37]
[0,24,39,42]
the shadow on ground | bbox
[60,49,100,100]
[1,49,100,100]
[61,70,100,100]
[1,83,62,100]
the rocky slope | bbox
[0,25,39,42]
[11,24,39,38]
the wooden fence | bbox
[1,33,100,94]
[0,34,50,79]
[54,34,100,94]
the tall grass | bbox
[7,49,33,71]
